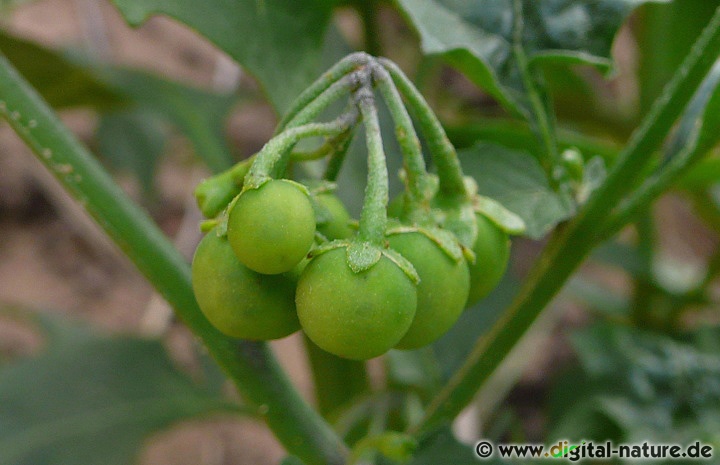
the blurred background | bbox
[1,1,719,464]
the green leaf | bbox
[96,67,237,172]
[396,0,668,116]
[108,0,335,113]
[0,317,238,465]
[474,195,526,235]
[96,110,168,197]
[550,323,720,445]
[0,30,121,110]
[459,142,572,238]
[386,349,442,398]
[445,118,621,164]
[432,272,519,381]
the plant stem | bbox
[281,70,362,131]
[0,53,348,465]
[246,110,359,188]
[277,52,371,133]
[355,81,389,244]
[413,4,720,433]
[512,0,559,186]
[372,63,433,208]
[379,58,468,200]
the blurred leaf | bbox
[549,323,720,448]
[395,0,668,117]
[0,315,240,465]
[590,240,648,278]
[96,110,168,197]
[432,272,519,381]
[280,456,306,465]
[386,349,442,399]
[446,118,621,165]
[96,67,237,172]
[0,30,121,110]
[564,277,630,317]
[108,0,335,113]
[459,142,573,238]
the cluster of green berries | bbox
[192,178,510,360]
[191,53,518,360]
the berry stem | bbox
[372,62,434,211]
[277,52,372,133]
[281,70,363,131]
[379,58,468,201]
[355,81,389,245]
[245,110,359,188]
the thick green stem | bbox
[512,0,559,186]
[372,63,432,207]
[379,58,467,200]
[414,4,720,433]
[0,53,348,465]
[355,82,389,244]
[277,52,371,133]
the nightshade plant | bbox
[193,53,522,361]
[2,1,720,464]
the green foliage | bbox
[0,312,239,465]
[96,110,168,197]
[109,0,335,113]
[96,67,238,172]
[550,324,720,449]
[395,0,669,117]
[459,142,572,238]
[0,31,121,109]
